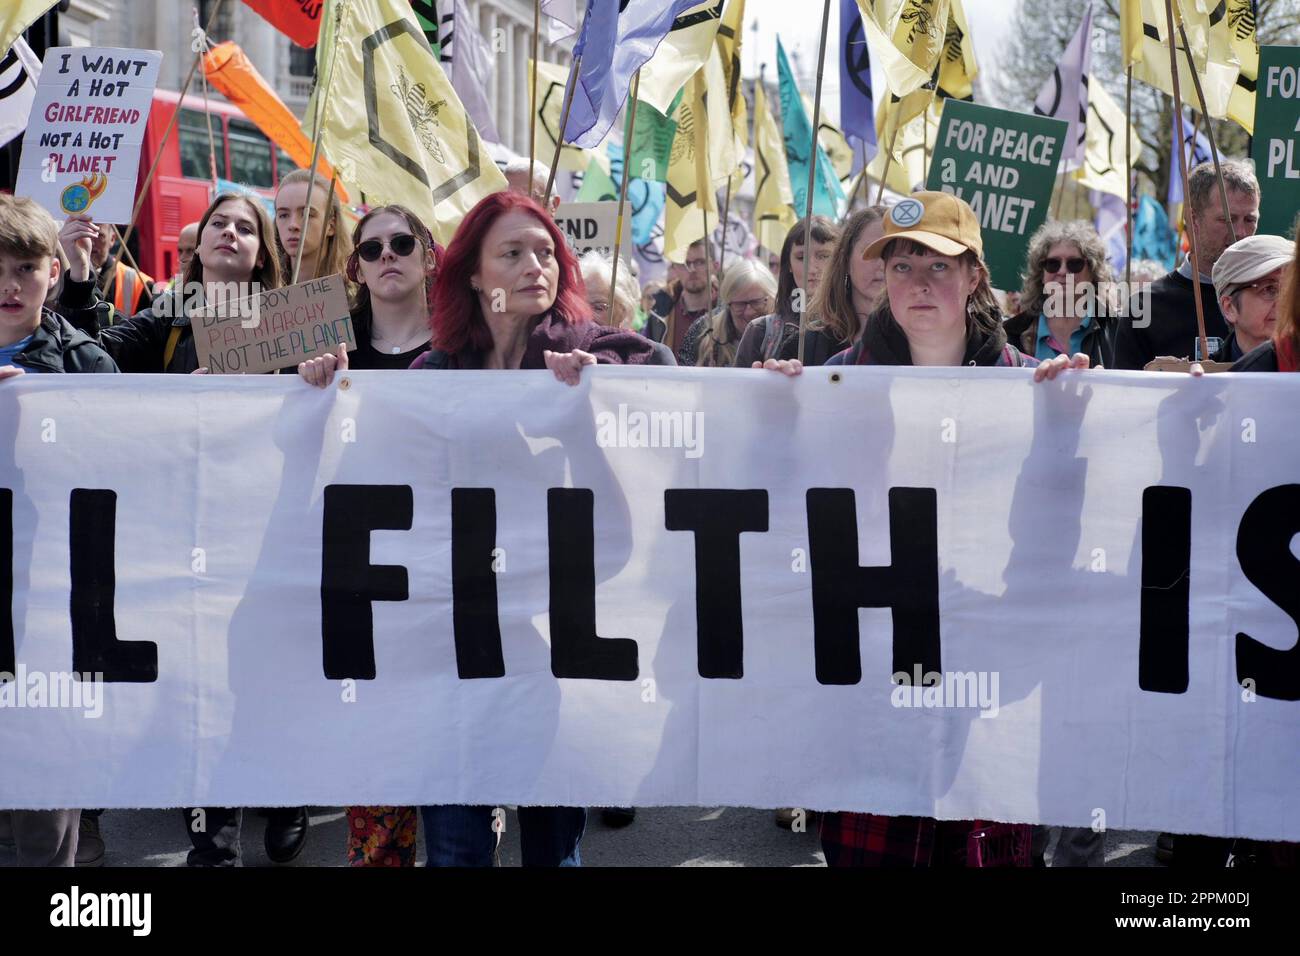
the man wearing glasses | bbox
[664,238,719,359]
[1211,234,1293,363]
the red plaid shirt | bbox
[820,812,1033,868]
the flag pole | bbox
[1163,0,1208,363]
[111,0,227,289]
[610,70,641,320]
[530,0,541,186]
[798,0,832,365]
[544,52,584,205]
[1125,64,1133,287]
[874,121,899,205]
[293,1,346,285]
[1176,20,1236,245]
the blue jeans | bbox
[420,805,585,867]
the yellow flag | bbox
[800,93,855,181]
[639,0,725,115]
[663,68,717,263]
[529,59,610,176]
[0,0,54,56]
[703,45,738,188]
[937,0,977,101]
[716,0,749,153]
[1119,0,1143,67]
[857,0,950,98]
[752,78,797,255]
[1076,81,1142,199]
[872,0,968,160]
[867,99,938,196]
[312,0,506,245]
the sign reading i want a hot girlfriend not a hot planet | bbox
[15,47,161,224]
[927,100,1067,291]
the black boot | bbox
[264,807,309,864]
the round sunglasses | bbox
[357,233,419,262]
[1043,256,1087,275]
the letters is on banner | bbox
[0,368,1296,840]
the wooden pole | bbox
[1164,0,1209,363]
[1125,64,1133,287]
[609,71,641,321]
[530,0,541,187]
[798,0,833,364]
[874,120,900,205]
[293,3,346,285]
[1176,20,1237,245]
[544,52,584,205]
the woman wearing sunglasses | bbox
[1004,221,1116,370]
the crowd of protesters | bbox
[1,149,1296,868]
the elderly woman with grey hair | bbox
[578,251,676,365]
[695,259,777,367]
[1005,219,1118,369]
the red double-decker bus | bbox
[132,89,299,281]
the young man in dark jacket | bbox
[0,195,117,868]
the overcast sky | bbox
[744,0,1016,121]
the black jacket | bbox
[732,313,847,368]
[1004,309,1115,368]
[58,274,198,373]
[11,309,118,374]
[1230,340,1280,372]
[1113,269,1228,369]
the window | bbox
[198,0,234,42]
[177,108,226,180]
[289,44,316,78]
[274,147,298,183]
[227,118,274,188]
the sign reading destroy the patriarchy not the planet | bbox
[15,47,162,223]
[926,100,1067,291]
[1252,46,1300,237]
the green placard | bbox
[926,100,1068,291]
[1252,46,1300,238]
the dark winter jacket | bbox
[732,313,847,368]
[10,309,118,374]
[1003,309,1115,368]
[826,314,1039,368]
[412,312,656,370]
[58,273,198,373]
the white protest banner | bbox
[191,275,355,375]
[14,46,161,223]
[554,201,635,259]
[0,369,1297,840]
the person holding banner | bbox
[733,216,843,369]
[694,259,777,369]
[56,194,282,375]
[1004,221,1117,371]
[807,206,888,352]
[577,251,676,369]
[274,169,354,290]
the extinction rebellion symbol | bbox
[890,198,925,227]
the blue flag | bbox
[1132,194,1177,270]
[838,0,876,158]
[562,0,701,150]
[777,37,845,219]
[608,142,667,245]
[1167,111,1213,205]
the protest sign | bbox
[554,201,634,258]
[192,274,355,375]
[15,47,161,223]
[927,100,1067,290]
[1,368,1297,840]
[1252,46,1300,237]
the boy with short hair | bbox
[0,194,116,865]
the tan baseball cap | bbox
[862,191,984,261]
[1212,234,1293,300]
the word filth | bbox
[49,886,152,936]
[2,485,1297,700]
[595,403,704,459]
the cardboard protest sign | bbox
[15,47,161,223]
[554,201,634,258]
[193,274,355,375]
[1252,46,1300,237]
[926,100,1067,291]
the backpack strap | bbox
[163,325,182,371]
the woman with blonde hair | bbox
[274,168,353,286]
[696,259,776,367]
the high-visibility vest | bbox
[111,261,153,318]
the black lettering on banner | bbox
[664,489,769,678]
[451,488,506,679]
[547,488,638,680]
[1139,486,1191,694]
[69,489,158,682]
[321,485,412,680]
[1235,484,1300,701]
[806,488,941,685]
[1,489,11,674]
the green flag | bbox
[575,155,620,202]
[623,90,683,184]
[777,37,844,219]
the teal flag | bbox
[776,37,844,219]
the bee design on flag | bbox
[1227,0,1256,41]
[670,102,696,165]
[899,0,939,45]
[390,67,447,164]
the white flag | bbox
[542,0,579,43]
[0,37,40,149]
[1033,3,1093,171]
[451,0,500,143]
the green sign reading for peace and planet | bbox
[1252,46,1300,238]
[926,99,1068,291]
